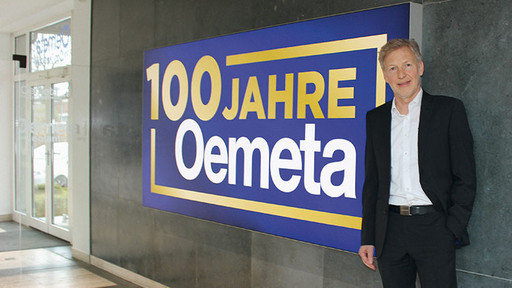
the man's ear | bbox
[419,61,425,76]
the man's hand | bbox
[358,245,376,271]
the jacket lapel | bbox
[418,92,434,164]
[417,92,442,205]
[377,102,392,183]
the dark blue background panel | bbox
[142,4,410,252]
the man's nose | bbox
[397,68,405,78]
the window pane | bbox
[32,86,47,220]
[51,82,70,229]
[14,81,28,214]
[30,18,71,72]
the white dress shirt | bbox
[389,89,432,206]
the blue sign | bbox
[143,4,413,252]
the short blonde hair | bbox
[378,39,422,69]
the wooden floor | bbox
[0,247,141,288]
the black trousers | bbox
[377,210,457,288]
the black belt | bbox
[389,205,437,216]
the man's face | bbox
[382,46,424,103]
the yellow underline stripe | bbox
[226,34,387,66]
[152,184,362,230]
[150,129,362,230]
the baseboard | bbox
[90,255,169,288]
[0,214,12,222]
[71,247,91,264]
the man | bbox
[358,39,476,288]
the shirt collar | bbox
[391,88,423,116]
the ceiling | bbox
[0,0,73,33]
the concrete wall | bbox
[422,0,512,286]
[90,0,512,287]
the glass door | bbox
[13,18,72,242]
[26,81,70,240]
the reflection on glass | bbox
[52,82,69,229]
[14,81,28,214]
[31,86,47,221]
[30,18,71,72]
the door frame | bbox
[12,18,72,242]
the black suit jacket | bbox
[361,91,476,257]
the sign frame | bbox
[142,3,423,252]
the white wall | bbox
[0,32,13,219]
[70,0,91,260]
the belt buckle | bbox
[399,206,411,216]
